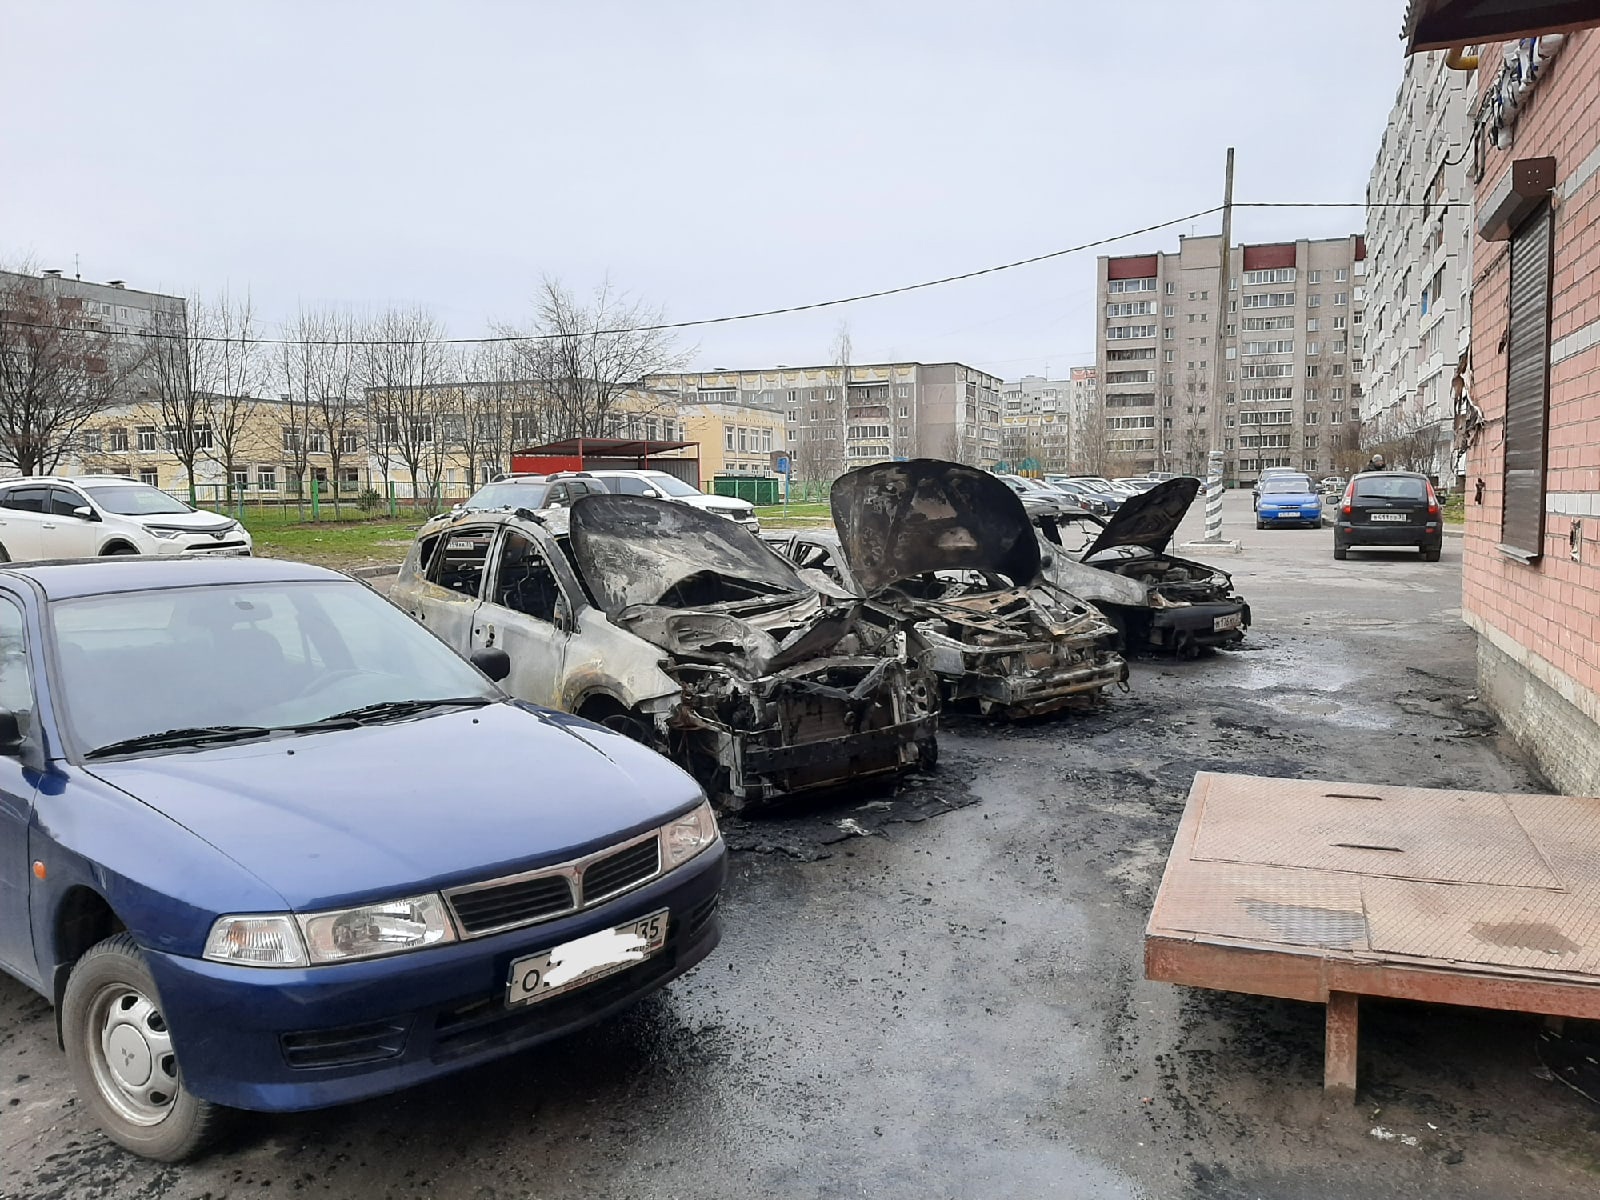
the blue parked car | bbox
[0,557,725,1160]
[1254,475,1324,529]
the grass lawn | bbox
[1443,494,1465,525]
[206,504,429,570]
[754,501,833,529]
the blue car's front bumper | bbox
[143,842,726,1112]
[1259,505,1323,526]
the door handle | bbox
[41,523,57,530]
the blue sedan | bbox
[1254,476,1325,529]
[0,557,725,1160]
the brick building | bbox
[1403,5,1600,793]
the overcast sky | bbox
[2,1,1411,381]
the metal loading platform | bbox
[1144,772,1600,1096]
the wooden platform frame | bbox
[1144,772,1600,1096]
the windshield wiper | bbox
[294,696,495,730]
[85,725,276,759]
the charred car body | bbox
[1035,477,1250,656]
[769,460,1126,718]
[392,496,938,810]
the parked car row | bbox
[0,458,1251,1163]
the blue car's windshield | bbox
[49,581,499,756]
[1262,479,1313,494]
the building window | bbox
[896,384,911,398]
[1242,268,1296,285]
[231,469,249,493]
[1165,282,1176,295]
[1163,327,1174,340]
[138,468,159,487]
[1333,292,1349,306]
[1307,294,1322,308]
[305,430,327,453]
[1163,350,1174,362]
[1502,202,1554,560]
[340,430,360,454]
[108,427,129,452]
[136,426,158,452]
[1306,365,1320,378]
[257,466,277,491]
[81,430,102,453]
[1308,270,1322,284]
[282,426,300,453]
[1335,268,1349,282]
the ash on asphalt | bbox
[5,498,1600,1200]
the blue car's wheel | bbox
[62,933,226,1161]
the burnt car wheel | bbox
[916,736,939,770]
[62,934,226,1162]
[599,709,655,745]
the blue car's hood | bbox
[84,703,703,912]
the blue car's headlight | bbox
[205,893,458,967]
[661,799,719,869]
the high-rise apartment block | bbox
[1364,50,1476,477]
[999,368,1096,472]
[1096,234,1367,481]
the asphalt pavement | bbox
[5,493,1598,1200]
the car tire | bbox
[916,736,939,771]
[0,543,9,563]
[102,544,139,556]
[1333,542,1348,561]
[1256,519,1267,530]
[1422,544,1442,562]
[62,933,226,1162]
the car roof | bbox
[0,476,137,488]
[1353,470,1428,478]
[0,556,344,600]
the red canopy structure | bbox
[510,437,701,484]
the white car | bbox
[0,477,253,562]
[582,470,759,531]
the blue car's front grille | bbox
[580,839,660,904]
[448,875,575,936]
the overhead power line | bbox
[0,199,1458,349]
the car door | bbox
[0,593,39,979]
[0,486,51,562]
[405,524,495,655]
[470,527,570,708]
[44,486,103,559]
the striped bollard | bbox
[1203,450,1224,542]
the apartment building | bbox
[998,369,1096,472]
[644,362,1003,481]
[1364,49,1476,477]
[1096,235,1367,482]
[0,267,186,407]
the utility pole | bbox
[1211,147,1235,452]
[1187,147,1240,551]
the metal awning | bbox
[511,437,696,458]
[1402,0,1600,52]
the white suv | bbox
[0,477,253,562]
[583,470,759,531]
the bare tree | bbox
[301,310,362,516]
[0,268,130,476]
[199,292,268,507]
[361,308,446,512]
[148,304,210,502]
[1364,392,1442,474]
[279,313,327,518]
[499,277,684,440]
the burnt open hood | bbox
[1082,477,1199,559]
[830,460,1041,595]
[569,493,807,616]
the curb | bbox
[350,564,401,580]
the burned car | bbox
[391,496,938,810]
[769,460,1126,718]
[1036,477,1251,656]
